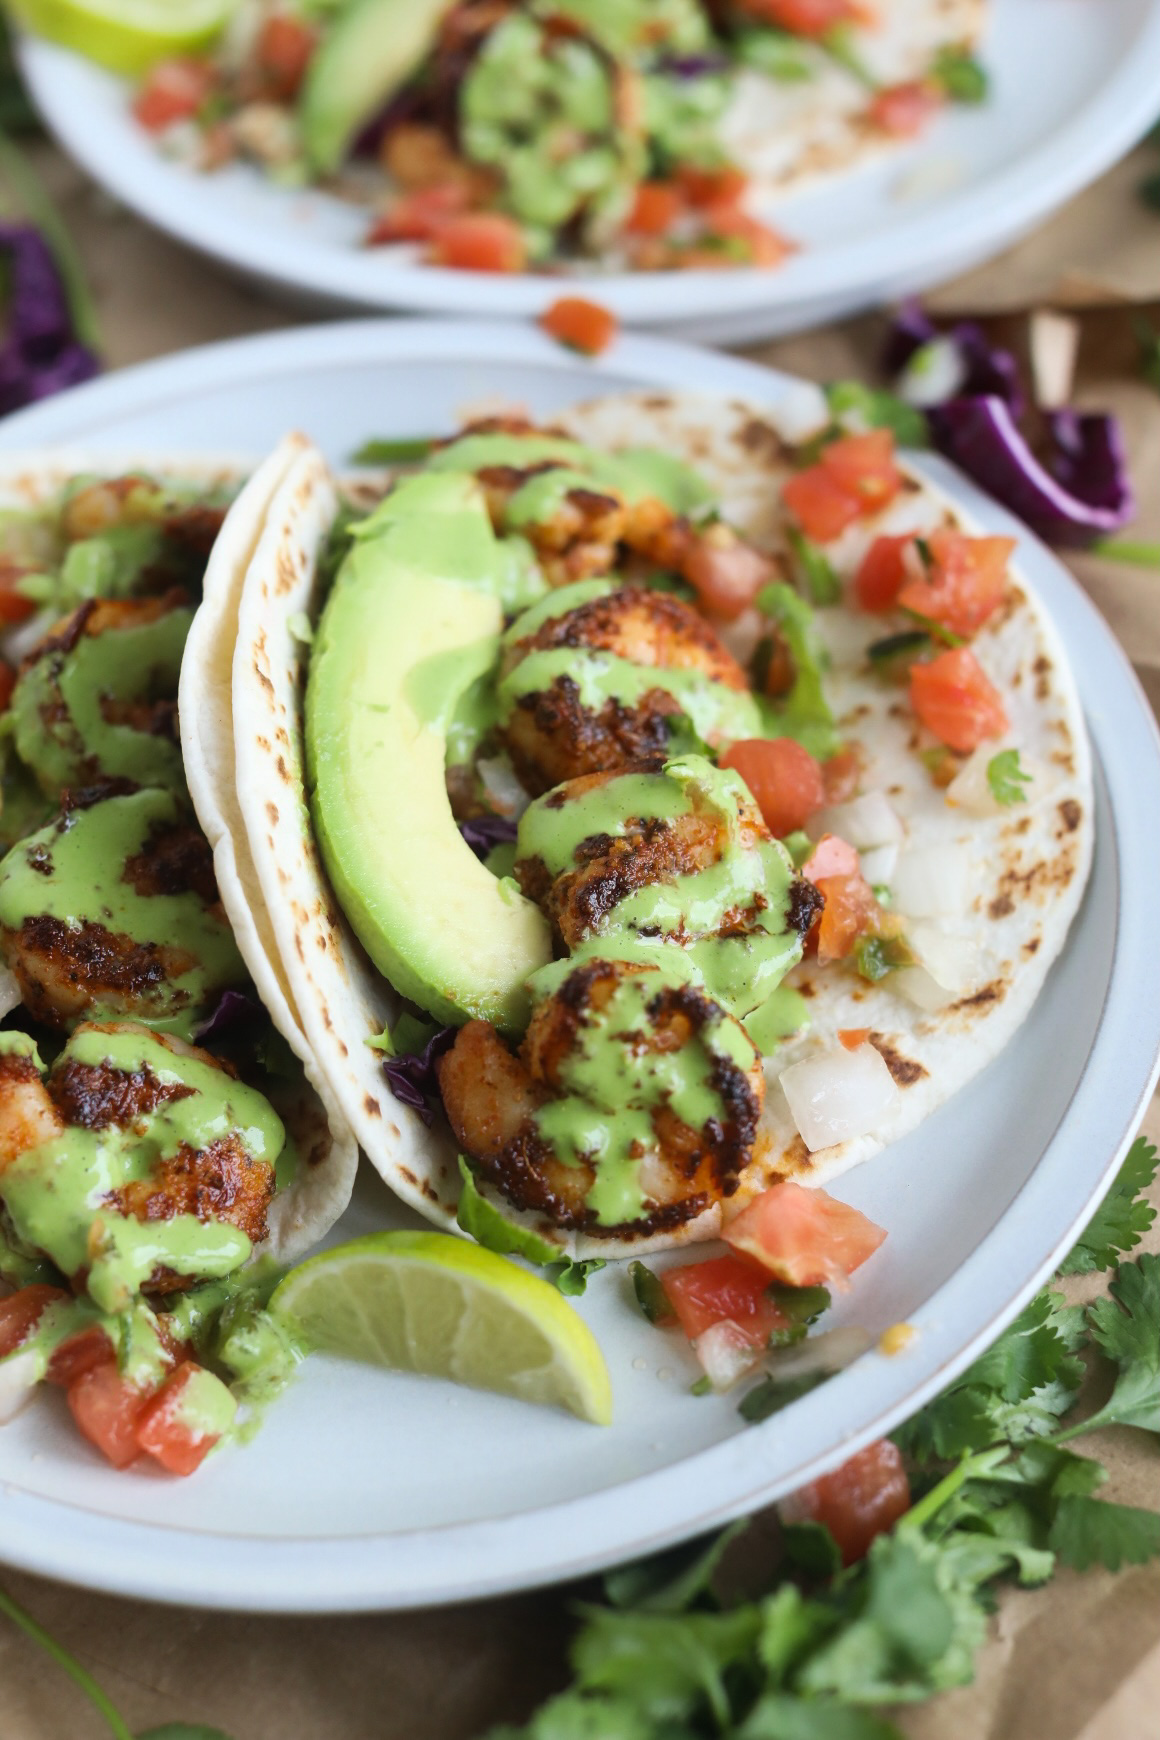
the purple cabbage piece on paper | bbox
[458,814,519,860]
[885,297,1023,417]
[192,989,265,1045]
[0,224,99,417]
[384,1026,457,1127]
[928,398,1134,547]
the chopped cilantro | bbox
[825,381,929,448]
[854,932,914,983]
[1058,1255,1160,1440]
[629,1260,676,1326]
[986,749,1032,806]
[350,436,436,464]
[931,47,989,102]
[1060,1138,1158,1274]
[785,527,842,607]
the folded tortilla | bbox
[224,393,1092,1258]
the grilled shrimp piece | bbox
[11,592,192,799]
[0,788,243,1033]
[477,462,629,587]
[437,958,765,1237]
[499,583,753,793]
[0,1023,279,1296]
[62,474,227,557]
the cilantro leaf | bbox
[930,46,988,103]
[1059,1138,1158,1274]
[738,1693,903,1739]
[986,750,1031,806]
[571,1605,762,1729]
[1048,1497,1160,1572]
[552,1258,605,1297]
[138,1729,237,1740]
[824,382,929,448]
[1062,1255,1160,1438]
[758,1585,840,1684]
[603,1521,746,1614]
[485,1691,656,1740]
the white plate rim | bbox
[0,319,1157,1612]
[16,0,1160,326]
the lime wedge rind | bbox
[271,1230,613,1426]
[8,0,233,77]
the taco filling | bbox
[129,0,988,273]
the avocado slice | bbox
[306,474,551,1033]
[299,0,453,175]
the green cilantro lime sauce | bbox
[11,604,191,799]
[499,646,762,744]
[348,470,546,613]
[56,526,169,605]
[530,965,758,1225]
[502,577,615,646]
[428,435,715,518]
[519,755,804,1048]
[406,637,500,736]
[0,1026,282,1313]
[0,1031,44,1065]
[0,788,244,1031]
[542,0,712,55]
[755,582,840,760]
[168,1363,238,1440]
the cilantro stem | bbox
[1090,539,1160,570]
[0,1585,132,1740]
[899,1446,1011,1533]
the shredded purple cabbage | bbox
[458,814,519,860]
[885,298,1023,414]
[886,301,1134,545]
[928,398,1135,547]
[0,224,99,417]
[384,1026,456,1127]
[656,53,730,78]
[192,989,264,1044]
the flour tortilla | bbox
[179,437,360,1258]
[227,395,1091,1259]
[724,0,987,201]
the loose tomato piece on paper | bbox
[869,80,942,137]
[67,1361,151,1470]
[539,297,619,358]
[910,646,1009,752]
[821,430,901,515]
[428,214,528,273]
[898,530,1014,638]
[132,58,216,132]
[790,1439,911,1564]
[782,466,862,544]
[855,534,913,612]
[720,738,826,837]
[661,1254,789,1346]
[0,1285,68,1359]
[724,1181,887,1290]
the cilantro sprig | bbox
[986,749,1031,805]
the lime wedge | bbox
[8,0,234,76]
[270,1230,612,1425]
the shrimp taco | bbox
[223,391,1091,1267]
[0,451,357,1468]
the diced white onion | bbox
[858,844,898,888]
[778,1045,901,1153]
[946,745,1041,818]
[810,791,904,851]
[692,1320,763,1392]
[897,337,967,408]
[894,923,981,1010]
[1030,311,1080,412]
[890,845,971,919]
[769,382,831,445]
[477,756,531,819]
[0,1349,41,1425]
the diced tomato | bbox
[723,1181,887,1290]
[539,297,619,358]
[701,206,793,267]
[910,647,1008,753]
[790,1439,911,1564]
[815,872,880,961]
[135,1361,228,1476]
[132,58,216,132]
[720,738,826,838]
[428,213,528,273]
[0,564,38,625]
[677,163,748,209]
[897,530,1013,638]
[855,534,913,612]
[0,1285,68,1359]
[67,1361,150,1470]
[46,1324,115,1387]
[661,1254,789,1347]
[782,466,862,544]
[626,180,683,235]
[0,661,15,713]
[743,0,871,38]
[802,832,859,883]
[367,183,469,244]
[684,534,772,621]
[821,430,901,516]
[255,12,317,101]
[821,745,860,805]
[869,80,942,137]
[839,1027,869,1050]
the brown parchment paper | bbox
[1,143,1159,1740]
